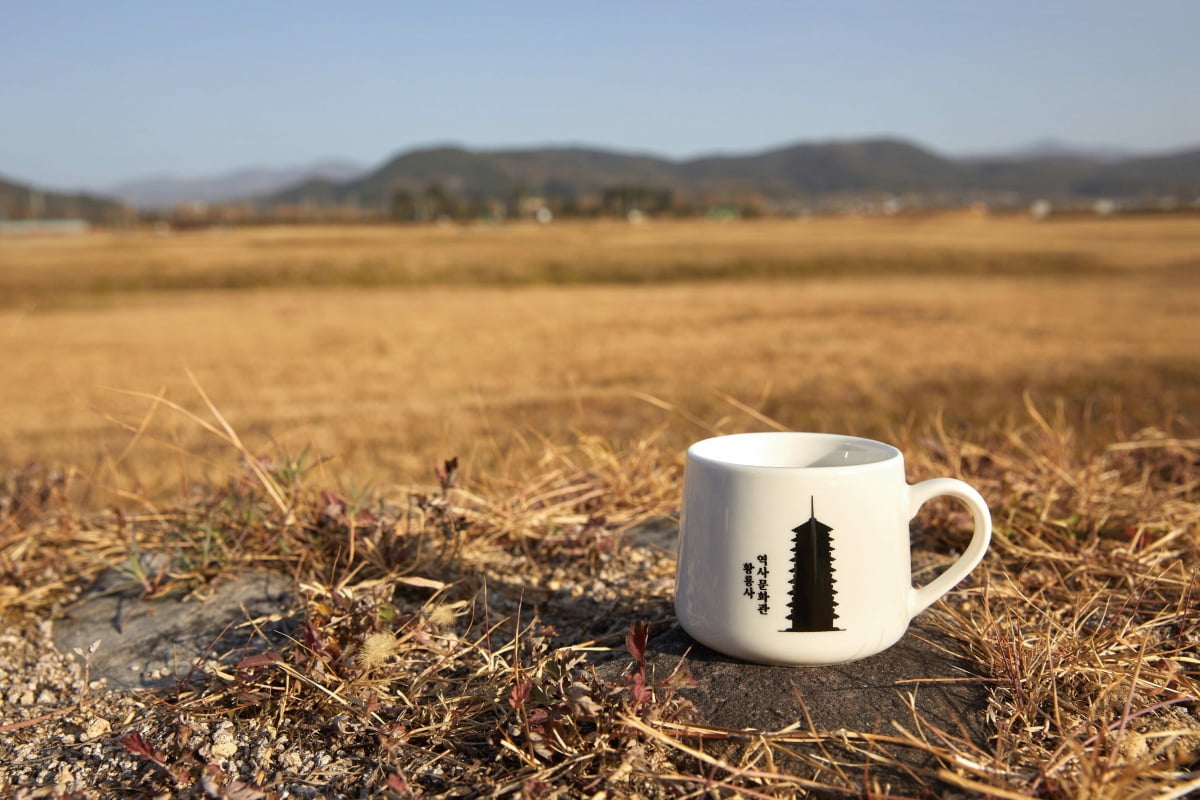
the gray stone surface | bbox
[634,622,986,734]
[598,620,990,791]
[52,560,300,690]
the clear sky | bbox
[3,0,1198,190]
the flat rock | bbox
[599,619,990,792]
[52,560,300,691]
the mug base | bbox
[678,623,904,667]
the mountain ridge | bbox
[263,137,1200,212]
[5,136,1200,221]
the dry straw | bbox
[0,386,1197,798]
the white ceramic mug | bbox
[675,432,991,665]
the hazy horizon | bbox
[7,133,1197,198]
[100,133,1200,186]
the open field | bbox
[4,215,1200,305]
[2,214,1199,502]
[2,215,1200,797]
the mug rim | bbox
[686,431,901,471]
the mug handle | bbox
[906,478,993,618]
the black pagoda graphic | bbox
[782,497,843,632]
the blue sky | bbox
[3,1,1198,190]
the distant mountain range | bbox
[107,159,364,209]
[969,138,1135,162]
[263,138,1200,212]
[4,137,1199,222]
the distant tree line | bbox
[382,182,765,223]
[0,185,135,225]
[51,178,1200,230]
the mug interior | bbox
[688,432,898,469]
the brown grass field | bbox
[3,214,1199,501]
[2,214,1199,798]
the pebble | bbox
[55,766,75,789]
[83,716,111,741]
[212,725,239,759]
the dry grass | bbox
[0,399,1196,798]
[3,215,1199,304]
[1,215,1198,797]
[2,215,1199,503]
